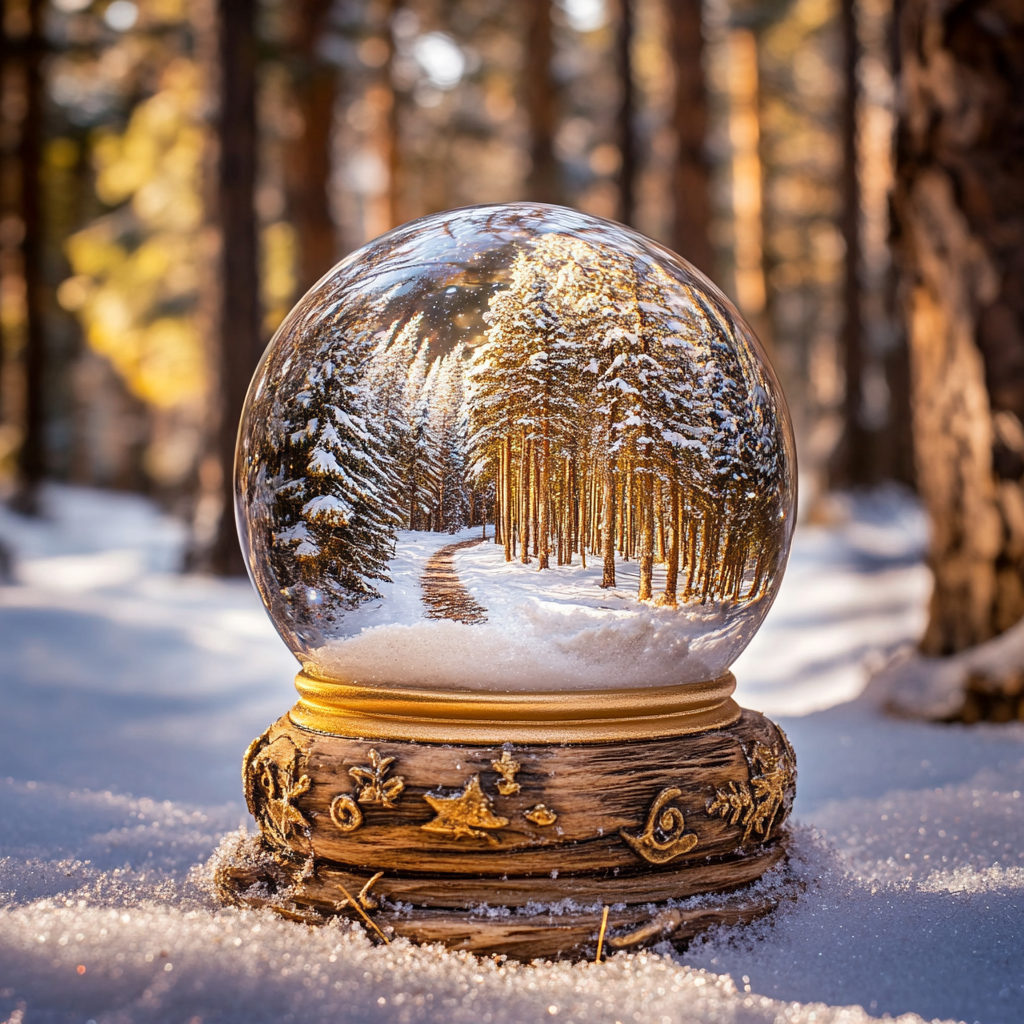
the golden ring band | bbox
[289,670,740,744]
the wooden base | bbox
[217,705,796,958]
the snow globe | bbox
[219,204,797,958]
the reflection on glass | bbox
[237,204,796,691]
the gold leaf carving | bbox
[349,749,405,808]
[421,775,509,844]
[620,787,699,864]
[491,749,521,795]
[524,803,557,826]
[244,733,312,849]
[707,736,796,842]
[329,794,364,832]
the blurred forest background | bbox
[0,0,1021,664]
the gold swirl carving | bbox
[620,787,699,864]
[329,794,364,832]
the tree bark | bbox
[638,473,653,601]
[616,0,636,225]
[287,0,338,294]
[210,0,262,575]
[663,480,680,605]
[600,462,616,588]
[538,425,550,569]
[10,0,46,514]
[832,0,872,487]
[668,0,714,275]
[893,0,1024,654]
[524,0,560,204]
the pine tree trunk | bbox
[600,461,616,588]
[530,444,539,557]
[524,0,560,204]
[538,425,550,569]
[663,481,680,605]
[519,432,530,564]
[616,0,636,225]
[210,0,261,575]
[287,0,337,294]
[831,0,872,487]
[10,0,46,514]
[503,435,513,561]
[578,461,587,569]
[893,0,1024,654]
[384,0,402,231]
[668,0,714,275]
[638,473,654,601]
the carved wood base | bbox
[219,706,796,958]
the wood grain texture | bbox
[214,835,794,960]
[239,708,794,902]
[221,709,795,957]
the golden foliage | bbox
[60,58,208,410]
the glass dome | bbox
[236,204,796,692]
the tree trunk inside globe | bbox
[213,701,797,960]
[893,0,1024,658]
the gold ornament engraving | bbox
[329,793,363,832]
[707,738,796,842]
[350,749,405,808]
[620,787,699,864]
[421,775,509,844]
[243,732,312,848]
[524,804,557,826]
[492,749,521,795]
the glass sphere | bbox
[237,204,796,691]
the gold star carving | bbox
[421,774,509,844]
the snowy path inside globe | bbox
[308,527,759,689]
[1,485,1022,1024]
[420,537,488,624]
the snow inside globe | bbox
[236,204,796,693]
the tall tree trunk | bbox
[600,461,616,588]
[616,0,636,225]
[210,0,262,575]
[538,424,550,569]
[663,480,680,605]
[11,0,46,514]
[893,0,1024,654]
[638,473,654,601]
[668,0,714,275]
[288,0,338,294]
[525,0,560,204]
[519,432,530,563]
[578,461,587,569]
[832,0,872,486]
[384,0,402,231]
[503,434,512,561]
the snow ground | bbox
[1,485,1022,1024]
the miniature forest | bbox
[240,219,793,638]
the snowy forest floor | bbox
[1,485,1022,1024]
